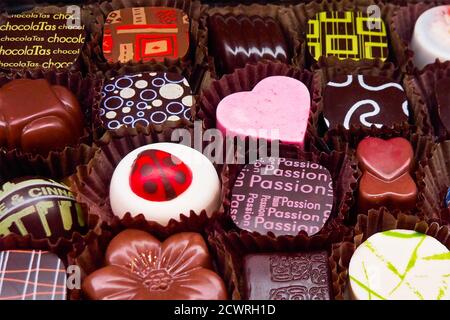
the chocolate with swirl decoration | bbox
[323,75,409,130]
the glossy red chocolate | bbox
[129,149,193,202]
[82,230,227,300]
[208,14,290,75]
[356,137,417,211]
[0,79,84,155]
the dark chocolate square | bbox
[243,251,332,300]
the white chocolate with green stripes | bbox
[349,229,450,300]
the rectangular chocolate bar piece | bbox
[243,251,332,300]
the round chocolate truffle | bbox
[230,157,334,237]
[109,143,221,225]
[410,5,450,69]
[0,11,85,70]
[349,229,450,300]
[100,72,193,130]
[0,178,86,242]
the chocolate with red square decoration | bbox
[102,7,190,63]
[243,251,332,300]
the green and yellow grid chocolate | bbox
[307,11,388,62]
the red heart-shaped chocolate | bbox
[356,137,413,181]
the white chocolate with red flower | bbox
[109,142,221,225]
[410,5,450,69]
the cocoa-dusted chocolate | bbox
[102,7,190,64]
[208,14,290,75]
[357,137,417,211]
[323,75,409,130]
[82,229,227,300]
[0,250,67,300]
[0,79,84,155]
[100,72,193,129]
[0,178,86,242]
[230,157,334,237]
[436,77,450,133]
[243,251,332,300]
[0,11,85,70]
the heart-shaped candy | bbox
[216,76,310,146]
[356,137,413,181]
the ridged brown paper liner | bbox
[417,140,450,225]
[69,125,226,240]
[311,57,431,140]
[199,3,304,79]
[83,0,207,83]
[195,61,328,153]
[0,68,101,183]
[404,61,450,140]
[330,208,450,299]
[290,0,399,69]
[92,62,197,141]
[390,2,446,73]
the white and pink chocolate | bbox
[216,76,311,147]
[109,142,221,225]
[410,5,450,69]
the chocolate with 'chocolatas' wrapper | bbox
[230,157,334,237]
[0,178,86,242]
[0,11,85,70]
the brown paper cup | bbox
[0,68,101,182]
[290,0,399,69]
[69,125,226,240]
[83,0,207,81]
[199,3,305,79]
[417,140,450,224]
[404,61,450,140]
[330,208,450,300]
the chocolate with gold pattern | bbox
[307,11,388,62]
[0,250,67,300]
[102,7,190,63]
[0,11,85,70]
[243,251,332,300]
[0,178,86,242]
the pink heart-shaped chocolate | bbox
[216,76,310,146]
[356,137,414,181]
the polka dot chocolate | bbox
[100,72,193,130]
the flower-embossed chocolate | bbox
[82,229,227,300]
[110,143,221,225]
[243,251,332,300]
[100,72,193,130]
[130,149,192,202]
[102,7,190,63]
